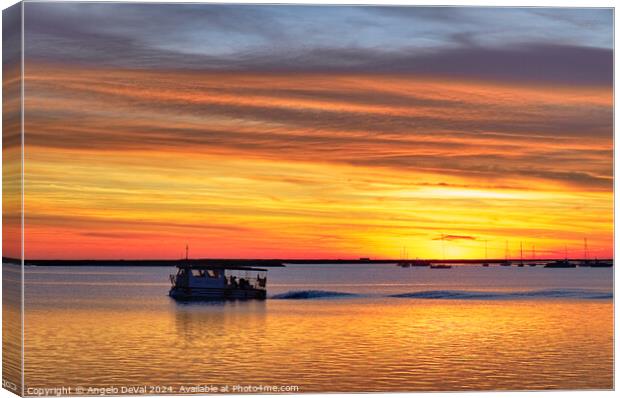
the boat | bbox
[500,241,511,266]
[397,248,410,267]
[528,244,537,266]
[169,264,270,300]
[517,242,524,266]
[411,259,431,267]
[589,259,613,268]
[544,260,575,268]
[579,238,591,267]
[545,245,576,268]
[430,264,452,269]
[169,261,282,300]
[577,239,612,267]
[482,240,489,266]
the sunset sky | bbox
[15,3,613,260]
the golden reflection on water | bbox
[24,298,612,392]
[2,266,22,393]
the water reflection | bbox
[22,265,613,392]
[173,300,267,342]
[3,264,22,394]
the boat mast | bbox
[520,242,523,264]
[185,244,189,261]
[400,246,408,261]
[584,238,589,262]
[441,233,446,260]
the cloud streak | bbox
[433,235,477,241]
[24,4,613,86]
[24,66,612,190]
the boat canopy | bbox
[176,264,273,272]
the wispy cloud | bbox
[24,4,612,86]
[433,235,477,241]
[25,66,612,190]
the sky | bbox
[12,3,613,259]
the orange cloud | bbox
[19,64,613,259]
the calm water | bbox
[14,264,614,393]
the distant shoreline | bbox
[2,257,613,267]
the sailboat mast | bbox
[441,233,446,260]
[484,240,488,260]
[185,244,189,261]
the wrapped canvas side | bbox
[2,1,23,396]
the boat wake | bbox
[270,289,612,300]
[270,290,362,299]
[390,289,612,300]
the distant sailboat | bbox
[578,238,612,267]
[590,259,613,268]
[431,234,452,269]
[545,259,575,268]
[517,242,524,267]
[528,244,537,266]
[500,241,511,266]
[411,259,431,267]
[579,238,591,267]
[397,247,410,267]
[545,245,575,268]
[482,240,489,267]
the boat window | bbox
[191,269,204,277]
[207,270,218,278]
